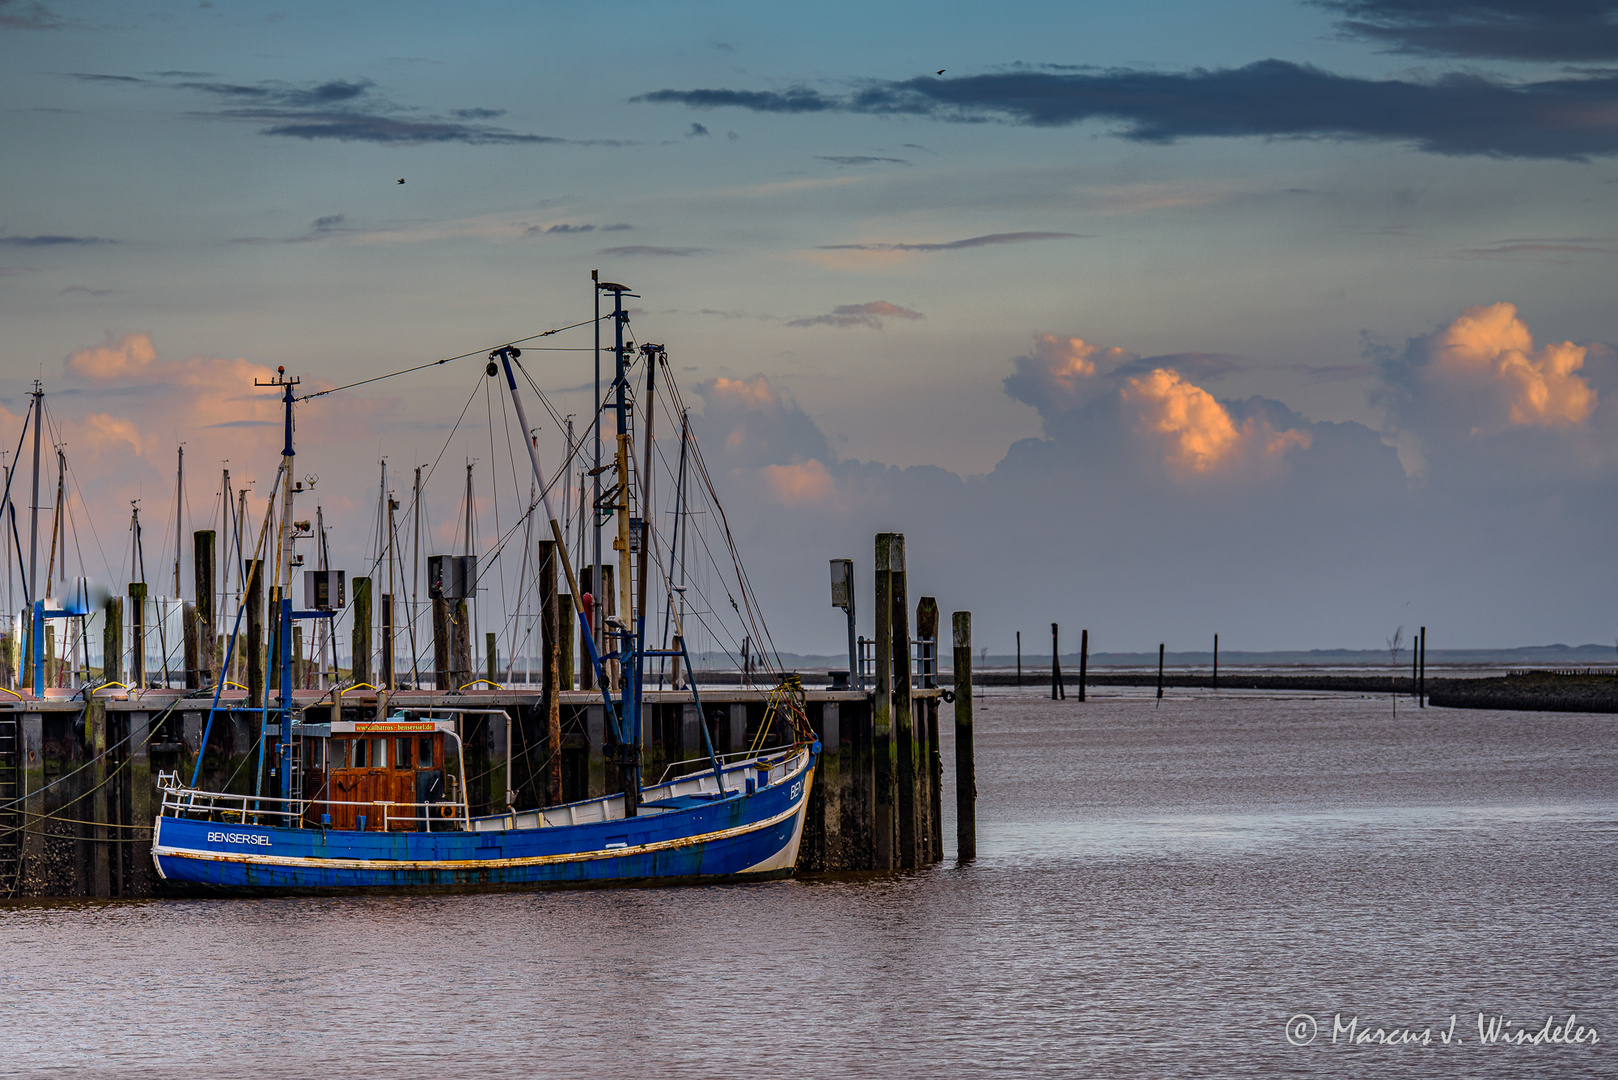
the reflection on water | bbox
[3,691,1615,1078]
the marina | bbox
[0,286,965,899]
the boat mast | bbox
[27,382,42,611]
[592,271,603,682]
[411,465,422,689]
[254,366,299,806]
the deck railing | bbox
[156,772,467,830]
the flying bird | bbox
[397,178,405,184]
[936,69,945,75]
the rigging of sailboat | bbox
[148,282,822,891]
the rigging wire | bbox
[294,316,609,404]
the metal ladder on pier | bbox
[0,717,24,898]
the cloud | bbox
[0,1,65,29]
[311,214,346,231]
[1002,334,1137,415]
[818,231,1083,253]
[529,223,594,234]
[694,375,832,468]
[0,234,116,247]
[66,72,623,147]
[816,155,910,166]
[1453,237,1618,260]
[59,285,116,297]
[1421,302,1596,427]
[637,61,1618,159]
[1320,0,1618,61]
[598,245,706,256]
[687,122,709,137]
[1121,368,1311,473]
[1000,332,1308,474]
[787,300,924,329]
[67,332,157,379]
[760,460,834,503]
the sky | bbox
[4,0,1618,660]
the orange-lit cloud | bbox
[760,460,834,503]
[1425,302,1595,427]
[1121,367,1310,474]
[1005,334,1135,413]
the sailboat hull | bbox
[152,749,815,893]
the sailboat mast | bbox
[174,445,184,597]
[27,382,42,608]
[411,465,422,690]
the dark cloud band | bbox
[637,60,1618,160]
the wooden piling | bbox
[1157,643,1165,700]
[193,530,216,684]
[1016,630,1021,687]
[128,582,147,689]
[182,602,198,689]
[292,625,304,689]
[1051,623,1065,700]
[87,695,110,897]
[101,595,122,686]
[578,566,597,692]
[892,539,916,868]
[1213,633,1218,691]
[380,594,395,691]
[1078,628,1088,702]
[916,595,939,863]
[872,532,897,871]
[952,611,976,861]
[349,576,369,688]
[452,599,472,688]
[539,539,563,804]
[432,595,450,690]
[1419,626,1426,708]
[558,593,575,692]
[245,561,264,706]
[1411,627,1419,702]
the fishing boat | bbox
[150,282,821,892]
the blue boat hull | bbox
[153,751,815,893]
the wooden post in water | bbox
[1157,643,1165,700]
[872,532,896,871]
[1419,627,1426,708]
[539,539,562,803]
[891,537,916,869]
[1213,633,1218,690]
[87,694,109,897]
[380,594,395,691]
[952,611,976,861]
[1411,627,1419,702]
[102,595,122,686]
[486,631,498,685]
[245,561,263,706]
[128,582,147,689]
[1078,628,1088,702]
[558,594,575,692]
[1050,623,1065,700]
[432,594,451,690]
[1015,630,1021,687]
[916,595,939,864]
[452,599,472,688]
[182,602,198,689]
[194,530,215,685]
[351,576,371,688]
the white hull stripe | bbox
[153,788,808,874]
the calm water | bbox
[3,688,1615,1078]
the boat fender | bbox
[941,689,956,703]
[811,740,822,755]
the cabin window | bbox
[418,737,433,769]
[307,740,324,768]
[371,738,387,769]
[352,739,366,769]
[396,738,411,771]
